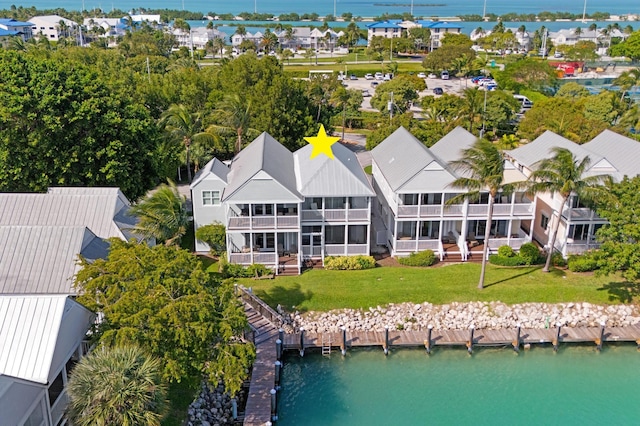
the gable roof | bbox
[582,129,640,181]
[430,126,477,164]
[367,21,402,29]
[0,188,136,240]
[371,126,457,192]
[222,132,302,203]
[0,226,109,295]
[0,295,94,384]
[506,130,600,169]
[190,157,229,189]
[294,143,374,197]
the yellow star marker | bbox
[304,124,340,160]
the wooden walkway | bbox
[242,303,279,426]
[282,324,640,354]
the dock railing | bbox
[236,284,285,328]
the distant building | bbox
[366,19,462,48]
[0,18,33,46]
[29,15,78,42]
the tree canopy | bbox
[74,240,255,393]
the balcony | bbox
[469,203,533,217]
[395,238,441,252]
[301,208,369,222]
[563,207,598,221]
[324,244,369,256]
[228,215,299,230]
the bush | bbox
[497,245,515,257]
[324,255,376,270]
[220,262,250,278]
[519,242,542,265]
[397,250,437,267]
[195,222,226,256]
[489,254,528,266]
[568,253,600,272]
[247,264,272,277]
[551,251,567,267]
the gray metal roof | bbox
[371,126,455,191]
[294,143,374,197]
[0,375,45,425]
[0,295,94,384]
[582,129,640,181]
[0,191,135,240]
[430,126,477,164]
[222,132,302,203]
[506,130,602,169]
[0,226,109,295]
[190,157,229,189]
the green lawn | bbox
[162,378,200,426]
[238,264,630,312]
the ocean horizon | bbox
[6,0,640,18]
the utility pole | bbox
[388,92,394,125]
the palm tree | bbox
[159,104,219,183]
[449,140,512,289]
[461,88,485,133]
[329,86,352,142]
[212,36,226,58]
[67,346,168,426]
[212,94,254,154]
[525,148,611,272]
[130,179,189,246]
[613,68,640,102]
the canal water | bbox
[277,344,640,425]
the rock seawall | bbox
[285,301,640,333]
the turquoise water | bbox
[278,345,640,425]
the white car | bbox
[417,72,426,78]
[375,72,384,80]
[365,73,374,80]
[441,70,450,80]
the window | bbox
[349,197,367,209]
[401,194,418,206]
[540,213,549,230]
[252,204,273,216]
[420,221,440,239]
[568,224,589,241]
[303,197,322,210]
[421,193,442,205]
[202,190,220,206]
[24,400,45,426]
[348,225,367,244]
[325,197,346,209]
[325,225,345,244]
[48,371,64,407]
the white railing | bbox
[512,203,533,215]
[254,252,277,264]
[398,205,419,217]
[302,210,323,221]
[276,216,298,227]
[325,244,345,255]
[443,204,464,215]
[417,239,440,251]
[347,244,369,255]
[50,390,69,426]
[396,239,417,251]
[252,216,276,228]
[228,217,251,229]
[487,237,527,250]
[565,208,596,221]
[420,205,442,217]
[348,209,369,220]
[467,205,488,216]
[229,253,252,264]
[324,209,346,221]
[565,242,601,255]
[302,246,323,257]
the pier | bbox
[282,325,640,354]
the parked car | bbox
[371,81,379,88]
[365,73,374,80]
[433,87,444,95]
[361,89,371,97]
[514,94,533,113]
[417,72,426,78]
[350,74,358,80]
[383,73,393,81]
[441,70,450,80]
[375,72,384,80]
[428,73,437,78]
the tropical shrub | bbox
[519,242,542,265]
[324,255,376,270]
[568,252,600,272]
[489,254,528,266]
[397,250,437,267]
[497,245,516,257]
[551,251,567,267]
[247,263,272,277]
[195,222,227,256]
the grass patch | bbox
[162,377,200,426]
[363,165,372,175]
[239,264,625,312]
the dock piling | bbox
[384,326,389,356]
[553,323,562,352]
[274,361,282,388]
[513,323,521,353]
[232,397,237,420]
[425,325,433,354]
[596,322,605,351]
[341,326,347,356]
[270,389,278,421]
[299,328,305,357]
[279,328,284,342]
[276,339,282,361]
[467,325,475,354]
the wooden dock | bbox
[282,325,640,354]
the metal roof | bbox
[506,130,601,169]
[430,126,477,164]
[0,375,45,425]
[366,21,402,29]
[190,157,229,189]
[0,190,134,240]
[294,143,374,197]
[222,132,302,203]
[0,295,94,384]
[0,226,109,295]
[371,126,455,192]
[582,129,640,181]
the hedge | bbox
[397,250,437,267]
[324,255,376,270]
[568,252,600,272]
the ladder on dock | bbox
[321,334,332,356]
